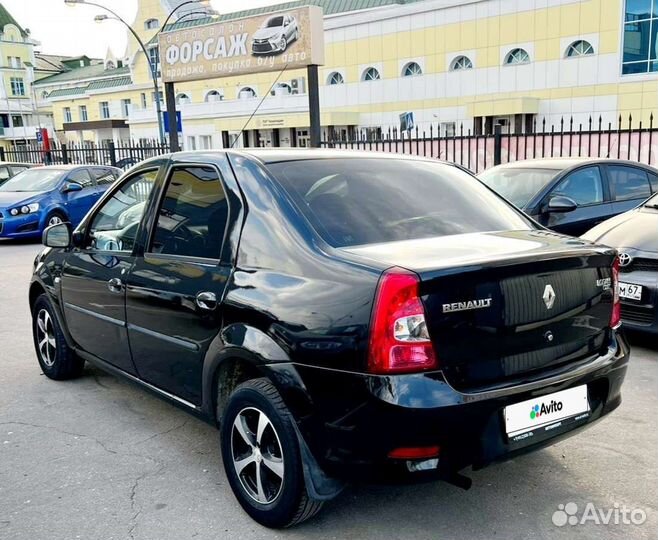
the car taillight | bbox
[367,268,437,374]
[611,257,621,329]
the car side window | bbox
[86,169,157,252]
[67,169,94,189]
[649,172,658,192]
[552,166,604,206]
[0,166,9,181]
[148,166,228,260]
[608,166,652,201]
[93,167,118,186]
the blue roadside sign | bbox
[163,111,183,134]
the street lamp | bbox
[65,0,168,145]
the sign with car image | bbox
[159,6,325,83]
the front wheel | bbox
[220,378,323,528]
[278,36,287,52]
[45,211,67,229]
[32,294,84,380]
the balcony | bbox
[0,125,53,140]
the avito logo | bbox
[530,399,563,420]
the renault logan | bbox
[30,150,629,528]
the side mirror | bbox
[547,195,578,213]
[42,222,72,248]
[62,182,83,194]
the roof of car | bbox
[488,158,658,171]
[0,161,34,167]
[225,148,442,164]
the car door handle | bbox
[196,291,217,311]
[108,278,123,293]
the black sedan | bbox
[30,150,628,527]
[479,158,658,236]
[583,194,658,333]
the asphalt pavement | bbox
[1,239,656,540]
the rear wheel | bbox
[220,378,323,528]
[32,294,84,380]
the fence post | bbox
[108,141,117,167]
[493,124,502,166]
[0,147,5,161]
[61,143,69,165]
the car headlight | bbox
[17,203,39,215]
[9,208,19,216]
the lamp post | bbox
[65,0,167,145]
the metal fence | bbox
[0,140,170,169]
[321,114,658,173]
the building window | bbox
[199,135,213,150]
[79,105,88,122]
[10,77,25,96]
[63,107,72,123]
[177,93,191,104]
[145,18,160,30]
[566,40,595,57]
[141,93,147,108]
[238,87,257,99]
[327,72,344,85]
[105,60,116,70]
[204,90,223,102]
[362,67,381,81]
[11,115,24,127]
[273,82,292,95]
[402,62,423,77]
[148,46,160,78]
[450,55,474,71]
[100,101,110,119]
[8,56,21,68]
[504,48,531,65]
[121,99,131,117]
[622,0,658,74]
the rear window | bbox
[479,167,559,208]
[267,158,533,248]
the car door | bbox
[125,163,233,405]
[0,166,11,185]
[605,164,653,215]
[91,166,120,195]
[60,167,159,374]
[539,165,613,236]
[61,168,100,224]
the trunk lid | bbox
[344,230,616,390]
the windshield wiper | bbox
[644,204,658,209]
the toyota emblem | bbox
[619,252,633,267]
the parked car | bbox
[0,161,34,187]
[116,156,141,171]
[251,13,299,55]
[0,165,121,239]
[479,158,658,236]
[582,193,658,333]
[31,150,628,528]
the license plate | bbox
[619,282,643,301]
[504,386,590,438]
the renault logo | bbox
[543,284,556,310]
[619,252,633,267]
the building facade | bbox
[0,3,55,151]
[35,0,658,149]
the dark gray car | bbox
[582,194,658,333]
[479,158,658,237]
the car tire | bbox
[220,378,323,528]
[279,36,287,52]
[45,211,67,228]
[32,294,84,380]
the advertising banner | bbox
[159,6,325,83]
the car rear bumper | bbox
[619,271,658,333]
[276,332,629,480]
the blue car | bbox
[0,165,121,239]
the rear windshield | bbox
[479,167,559,208]
[267,158,533,248]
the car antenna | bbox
[231,63,290,148]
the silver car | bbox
[251,14,299,55]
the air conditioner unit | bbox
[290,77,306,95]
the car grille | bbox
[621,258,658,273]
[621,304,655,325]
[253,41,274,53]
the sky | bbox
[3,0,287,58]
